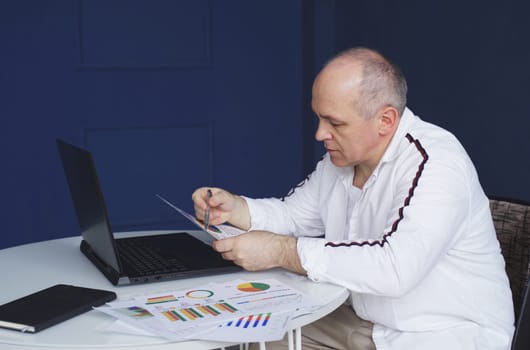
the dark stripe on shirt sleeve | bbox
[325,133,429,248]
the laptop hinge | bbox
[80,240,126,285]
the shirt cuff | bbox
[241,196,267,231]
[297,236,328,282]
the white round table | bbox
[0,231,348,350]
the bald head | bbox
[316,47,407,119]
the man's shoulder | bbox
[403,114,468,160]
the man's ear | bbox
[378,106,399,136]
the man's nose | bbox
[315,121,330,141]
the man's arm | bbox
[212,231,307,275]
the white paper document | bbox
[156,194,245,240]
[95,278,314,343]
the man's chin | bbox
[329,154,348,168]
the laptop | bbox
[56,139,241,286]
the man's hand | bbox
[212,231,307,275]
[192,187,251,230]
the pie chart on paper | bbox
[237,282,271,292]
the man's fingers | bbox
[212,237,234,253]
[208,188,227,208]
[221,251,235,261]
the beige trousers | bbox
[250,304,376,350]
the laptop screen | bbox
[57,139,121,272]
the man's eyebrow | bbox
[312,108,343,123]
[312,111,328,120]
[317,114,343,123]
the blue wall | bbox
[1,0,311,248]
[2,0,529,249]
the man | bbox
[192,47,514,349]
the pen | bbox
[204,189,212,231]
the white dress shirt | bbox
[244,108,514,349]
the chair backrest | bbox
[512,279,529,350]
[489,196,530,350]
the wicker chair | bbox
[489,196,530,350]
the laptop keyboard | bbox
[116,238,190,276]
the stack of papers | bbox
[95,278,315,343]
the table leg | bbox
[295,327,301,350]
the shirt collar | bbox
[379,107,416,165]
[329,107,417,186]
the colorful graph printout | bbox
[185,289,214,299]
[237,282,270,292]
[95,278,307,343]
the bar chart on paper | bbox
[145,295,177,304]
[226,313,272,328]
[204,311,290,342]
[160,302,238,322]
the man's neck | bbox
[352,164,373,189]
[351,114,401,189]
[352,137,395,189]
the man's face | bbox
[311,66,382,168]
